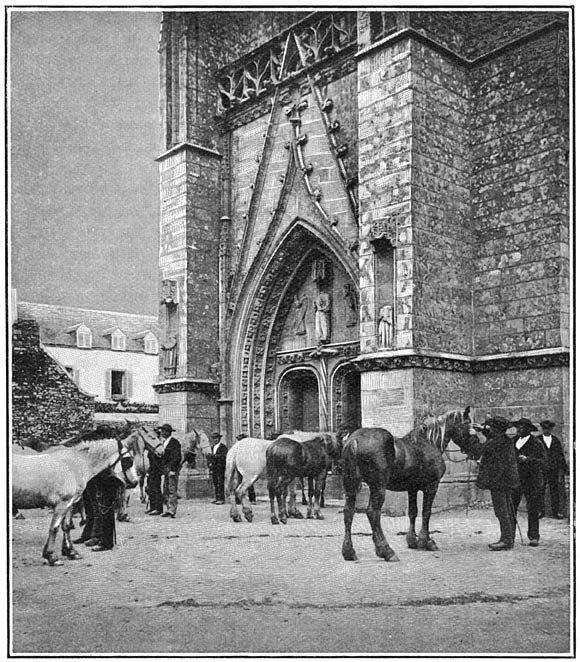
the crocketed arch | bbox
[229,218,358,438]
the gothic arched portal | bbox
[278,368,320,432]
[230,220,359,438]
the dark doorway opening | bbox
[279,370,320,432]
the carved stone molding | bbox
[154,379,220,395]
[354,351,570,374]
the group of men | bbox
[468,418,568,551]
[145,425,235,515]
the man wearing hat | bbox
[158,423,182,518]
[512,418,547,546]
[467,416,520,551]
[208,432,228,504]
[540,420,568,519]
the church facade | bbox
[153,11,570,459]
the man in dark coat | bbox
[540,420,568,519]
[208,432,228,504]
[467,416,520,551]
[159,423,182,518]
[74,469,123,552]
[512,418,547,546]
[146,429,165,516]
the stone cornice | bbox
[154,377,220,394]
[356,19,566,68]
[354,349,570,373]
[155,142,223,162]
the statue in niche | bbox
[161,334,178,376]
[208,362,221,381]
[291,294,308,336]
[343,283,358,327]
[378,305,394,349]
[314,292,331,344]
[161,280,178,305]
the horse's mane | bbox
[73,437,119,460]
[411,409,464,452]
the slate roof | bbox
[17,302,160,353]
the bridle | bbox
[110,437,137,485]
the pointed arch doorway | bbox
[279,369,320,432]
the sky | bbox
[9,10,162,316]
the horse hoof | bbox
[280,518,287,525]
[290,510,303,520]
[342,545,358,562]
[271,517,280,525]
[232,514,242,523]
[425,540,439,552]
[315,512,325,520]
[15,513,25,520]
[68,552,83,560]
[306,511,313,519]
[386,553,400,562]
[244,512,254,523]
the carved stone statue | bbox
[314,292,331,344]
[378,305,394,349]
[161,334,178,376]
[292,294,308,336]
[208,362,221,381]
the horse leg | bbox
[417,483,439,551]
[229,470,243,523]
[313,473,325,520]
[139,475,146,504]
[367,486,399,562]
[278,483,289,524]
[238,476,257,523]
[287,479,303,519]
[301,478,307,506]
[61,505,82,560]
[342,485,359,561]
[306,477,315,519]
[43,504,70,566]
[406,490,419,549]
[268,481,280,525]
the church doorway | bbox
[279,369,320,432]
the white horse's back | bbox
[227,437,273,479]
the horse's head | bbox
[431,407,479,454]
[322,432,342,460]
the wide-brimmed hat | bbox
[159,423,175,433]
[539,420,555,430]
[211,432,222,440]
[516,418,538,434]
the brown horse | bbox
[266,432,342,525]
[341,408,476,562]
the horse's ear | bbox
[463,406,471,422]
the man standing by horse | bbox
[208,432,228,505]
[158,423,182,518]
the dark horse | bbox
[341,407,475,562]
[266,432,341,525]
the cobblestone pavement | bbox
[11,495,572,655]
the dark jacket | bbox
[472,433,520,491]
[161,436,182,474]
[209,442,228,473]
[514,435,547,493]
[542,434,568,476]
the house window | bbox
[144,332,158,354]
[111,329,126,351]
[76,325,92,348]
[107,369,132,401]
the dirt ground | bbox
[10,494,572,656]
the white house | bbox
[17,301,161,408]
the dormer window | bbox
[111,329,126,351]
[76,324,92,349]
[103,327,126,351]
[144,332,158,355]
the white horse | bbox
[12,431,142,566]
[226,431,337,523]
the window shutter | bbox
[105,369,112,400]
[125,370,133,400]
